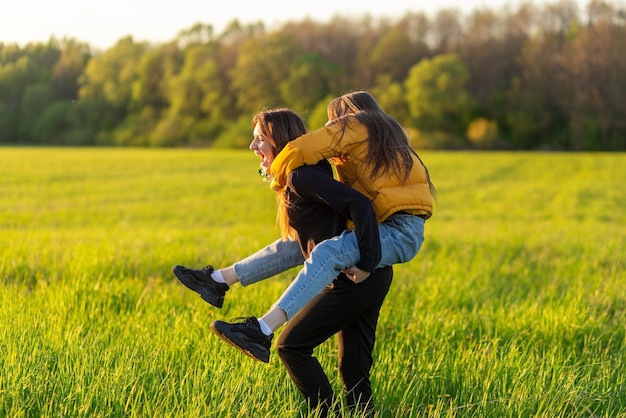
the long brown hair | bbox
[252,108,307,239]
[327,91,437,199]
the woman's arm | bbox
[289,166,381,273]
[269,119,368,190]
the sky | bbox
[1,0,589,50]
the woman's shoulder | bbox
[288,160,333,185]
[291,160,333,177]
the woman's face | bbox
[250,122,276,174]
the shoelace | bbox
[228,316,257,325]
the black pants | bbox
[275,266,393,416]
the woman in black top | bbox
[212,108,392,416]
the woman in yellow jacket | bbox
[270,92,434,223]
[174,91,436,363]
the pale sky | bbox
[1,0,590,50]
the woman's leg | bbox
[209,216,420,360]
[377,214,425,266]
[337,292,389,414]
[275,267,393,415]
[232,238,304,286]
[173,238,304,308]
[274,214,423,320]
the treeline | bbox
[1,0,625,150]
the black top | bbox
[285,160,381,273]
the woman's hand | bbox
[342,266,370,284]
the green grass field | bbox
[1,148,625,417]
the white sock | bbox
[211,269,226,284]
[257,318,273,336]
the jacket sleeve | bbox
[290,166,381,272]
[269,119,368,190]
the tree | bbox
[131,42,181,113]
[279,53,341,113]
[19,83,54,139]
[157,44,228,145]
[430,8,463,54]
[557,0,626,150]
[0,41,60,140]
[369,25,428,82]
[176,22,215,47]
[306,95,334,130]
[278,16,362,91]
[405,54,473,137]
[455,6,530,129]
[79,36,147,117]
[31,101,73,144]
[51,38,90,101]
[505,1,577,149]
[370,74,411,127]
[230,32,301,114]
[0,100,17,142]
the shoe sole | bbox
[210,321,270,363]
[172,265,224,308]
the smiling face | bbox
[250,121,276,175]
[249,108,307,180]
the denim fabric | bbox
[276,214,424,318]
[233,238,304,286]
[232,214,424,319]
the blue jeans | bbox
[233,213,425,319]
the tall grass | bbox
[1,148,624,417]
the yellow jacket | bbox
[270,118,433,222]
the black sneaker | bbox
[211,316,273,363]
[172,265,229,308]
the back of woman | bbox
[270,91,435,221]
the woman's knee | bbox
[275,333,297,361]
[275,332,288,355]
[309,233,359,268]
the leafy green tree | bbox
[405,54,473,137]
[306,95,334,130]
[169,46,223,119]
[131,42,182,112]
[150,115,186,147]
[19,84,54,139]
[27,41,61,76]
[454,7,531,139]
[230,32,301,114]
[1,3,625,150]
[507,0,581,149]
[110,107,159,146]
[51,38,90,101]
[65,96,119,145]
[31,100,72,143]
[156,44,228,145]
[109,42,184,146]
[0,100,17,142]
[506,76,554,149]
[0,48,28,141]
[0,61,29,141]
[279,53,340,113]
[456,10,507,108]
[369,25,429,82]
[370,74,411,127]
[177,22,216,46]
[79,36,147,118]
[277,17,364,90]
[0,41,60,138]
